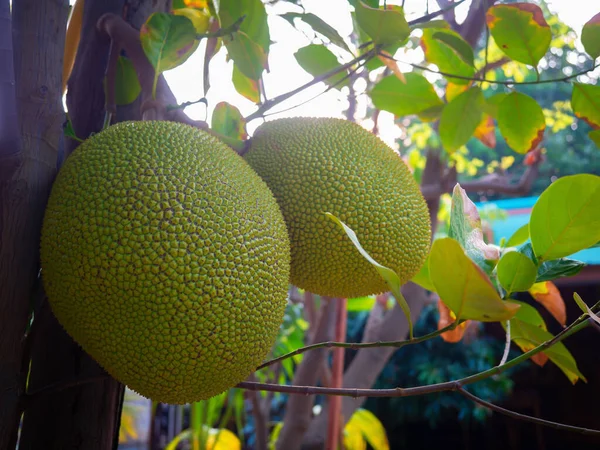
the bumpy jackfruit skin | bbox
[41,121,291,404]
[244,117,430,298]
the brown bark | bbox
[19,1,168,449]
[0,0,68,447]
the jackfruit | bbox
[41,121,291,404]
[244,117,430,298]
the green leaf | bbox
[346,296,376,312]
[517,242,538,265]
[326,212,414,339]
[140,13,198,95]
[581,12,600,59]
[354,1,410,46]
[165,430,191,450]
[370,73,443,117]
[211,102,246,140]
[346,409,390,450]
[448,184,500,274]
[269,422,283,450]
[63,116,82,142]
[497,92,545,154]
[223,31,267,80]
[536,258,585,282]
[294,44,348,89]
[571,83,600,129]
[417,104,445,122]
[173,7,211,34]
[411,19,450,31]
[429,237,520,322]
[410,253,436,292]
[590,129,600,148]
[497,251,537,294]
[432,30,474,67]
[506,223,529,247]
[530,174,600,262]
[421,28,475,84]
[483,92,508,119]
[439,86,484,153]
[232,64,260,103]
[281,12,352,54]
[508,317,586,384]
[510,300,547,330]
[486,3,551,66]
[573,293,600,326]
[219,0,270,53]
[114,56,142,106]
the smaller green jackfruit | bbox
[244,117,430,298]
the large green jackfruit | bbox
[244,117,430,298]
[41,121,291,404]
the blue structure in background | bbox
[475,196,600,265]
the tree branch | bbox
[434,0,458,28]
[257,314,463,371]
[275,299,337,450]
[458,387,600,436]
[96,13,207,130]
[420,153,542,201]
[245,49,377,123]
[475,56,510,78]
[382,52,599,86]
[459,0,497,47]
[238,310,595,398]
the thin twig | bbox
[408,0,466,26]
[262,54,370,119]
[244,49,377,122]
[380,51,599,85]
[499,320,510,366]
[242,304,598,397]
[257,319,463,371]
[104,37,120,121]
[458,387,600,436]
[590,317,600,334]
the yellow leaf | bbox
[207,428,241,450]
[345,409,389,450]
[173,7,211,34]
[344,420,367,450]
[473,115,496,148]
[446,81,471,102]
[377,51,406,83]
[437,299,472,343]
[529,281,566,326]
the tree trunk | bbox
[0,0,68,447]
[19,1,167,449]
[300,283,429,449]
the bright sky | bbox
[162,0,598,149]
